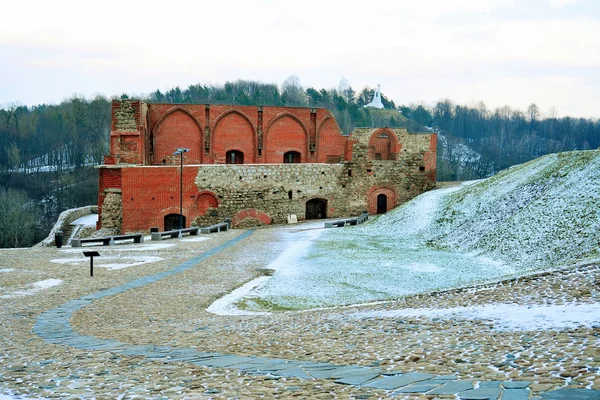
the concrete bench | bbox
[324,214,369,229]
[151,227,199,241]
[71,233,144,247]
[324,220,347,228]
[200,222,229,234]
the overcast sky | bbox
[1,0,599,118]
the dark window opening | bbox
[164,213,186,231]
[288,190,293,200]
[419,166,425,171]
[226,150,244,164]
[283,151,301,163]
[348,169,352,177]
[306,198,327,220]
[376,194,387,214]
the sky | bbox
[1,0,599,118]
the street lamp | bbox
[173,148,189,230]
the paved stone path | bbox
[33,230,600,400]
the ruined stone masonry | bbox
[97,100,437,233]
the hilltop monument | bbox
[364,84,384,109]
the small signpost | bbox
[83,251,100,277]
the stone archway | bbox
[306,198,327,219]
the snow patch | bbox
[206,226,323,315]
[59,243,174,253]
[1,279,63,298]
[50,256,162,270]
[0,268,15,273]
[207,276,271,316]
[181,236,210,242]
[70,214,98,227]
[340,302,600,331]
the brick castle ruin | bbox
[97,100,437,233]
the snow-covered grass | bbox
[338,302,600,332]
[1,279,62,298]
[232,150,600,312]
[429,151,600,269]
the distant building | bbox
[364,84,385,109]
[97,100,436,233]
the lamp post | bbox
[173,148,189,230]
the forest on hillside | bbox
[1,76,598,247]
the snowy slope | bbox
[232,150,600,312]
[426,150,600,269]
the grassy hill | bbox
[236,150,600,311]
[428,150,600,269]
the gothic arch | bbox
[211,108,256,163]
[211,108,257,133]
[368,128,401,161]
[265,112,310,137]
[264,112,309,163]
[151,106,204,164]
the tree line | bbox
[399,100,600,180]
[1,76,598,246]
[0,96,110,247]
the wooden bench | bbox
[151,227,199,241]
[200,222,229,234]
[71,233,144,247]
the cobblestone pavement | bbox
[1,223,599,399]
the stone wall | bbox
[97,101,437,233]
[37,205,98,247]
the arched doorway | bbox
[226,150,244,164]
[283,151,301,163]
[376,194,387,214]
[164,213,185,231]
[306,198,327,219]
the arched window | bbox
[226,150,244,164]
[283,151,301,163]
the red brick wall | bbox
[211,111,256,164]
[317,116,347,163]
[97,168,122,229]
[120,166,201,232]
[139,103,349,165]
[153,110,203,165]
[424,134,438,182]
[264,114,308,163]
